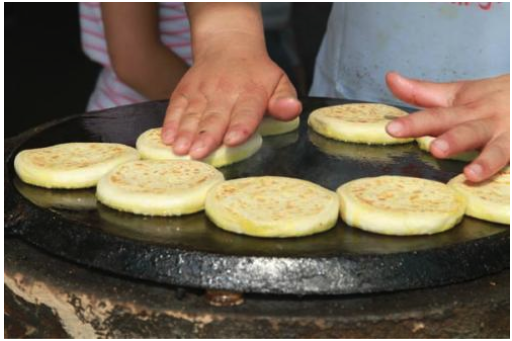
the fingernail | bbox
[276,97,296,102]
[162,130,175,143]
[174,138,189,151]
[190,140,205,153]
[387,121,403,136]
[225,131,241,144]
[432,139,449,153]
[466,164,483,178]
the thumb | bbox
[267,74,302,120]
[386,71,462,108]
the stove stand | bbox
[5,238,509,338]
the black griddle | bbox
[4,98,509,295]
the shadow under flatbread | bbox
[67,201,507,257]
[14,176,97,211]
[17,174,506,258]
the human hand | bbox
[386,72,510,182]
[161,35,301,160]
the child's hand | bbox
[386,72,510,182]
[162,3,301,160]
[162,45,300,159]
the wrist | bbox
[193,31,267,62]
[186,3,266,62]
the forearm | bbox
[115,45,189,100]
[185,3,267,60]
[101,2,189,100]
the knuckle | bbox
[425,109,446,122]
[199,112,227,129]
[167,101,187,115]
[229,124,253,137]
[464,100,482,112]
[164,120,180,129]
[233,108,255,119]
[242,83,268,99]
[176,130,194,140]
[478,144,508,172]
[183,111,202,121]
[171,91,188,102]
[197,83,214,96]
[397,115,416,132]
[187,95,207,107]
[202,111,223,121]
[492,143,509,161]
[167,105,183,115]
[451,124,475,141]
[200,132,221,146]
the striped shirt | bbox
[79,2,192,111]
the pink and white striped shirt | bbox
[79,2,192,111]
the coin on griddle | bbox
[96,159,224,216]
[308,103,414,144]
[205,176,339,238]
[14,143,139,189]
[448,167,510,225]
[337,176,466,236]
[417,136,478,162]
[258,116,300,137]
[136,128,262,168]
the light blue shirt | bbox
[310,3,510,106]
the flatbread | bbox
[417,136,478,162]
[96,159,224,216]
[258,116,300,136]
[448,167,510,225]
[14,143,139,189]
[136,128,262,167]
[337,176,466,235]
[308,103,414,144]
[205,176,339,238]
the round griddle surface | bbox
[5,98,509,295]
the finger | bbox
[172,98,206,155]
[429,118,493,158]
[464,133,510,182]
[189,100,233,159]
[386,71,463,108]
[224,91,267,146]
[268,74,302,120]
[386,106,476,138]
[162,93,188,144]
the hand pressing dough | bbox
[136,128,262,168]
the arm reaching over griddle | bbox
[385,72,510,183]
[161,3,301,160]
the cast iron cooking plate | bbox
[4,98,509,295]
